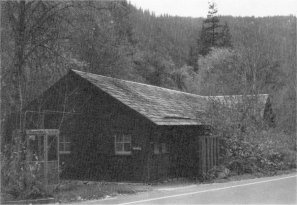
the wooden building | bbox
[12,69,271,181]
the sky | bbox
[129,0,296,17]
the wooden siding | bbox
[145,126,219,180]
[61,88,154,181]
[198,135,220,174]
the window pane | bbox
[115,135,123,142]
[124,143,131,152]
[64,134,71,142]
[154,144,159,154]
[115,143,123,152]
[59,143,64,152]
[39,137,45,160]
[48,135,57,161]
[123,135,131,142]
[161,143,167,153]
[64,142,71,152]
[60,135,64,143]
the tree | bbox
[197,48,243,95]
[68,1,137,79]
[219,22,233,48]
[197,2,232,56]
[198,2,221,56]
[172,65,201,93]
[1,0,74,129]
[187,46,199,72]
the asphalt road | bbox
[79,173,297,204]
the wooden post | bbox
[199,137,202,174]
[206,137,208,172]
[57,131,60,185]
[217,138,220,165]
[199,136,203,174]
[206,137,210,171]
[208,137,211,170]
[44,133,48,192]
[201,136,206,174]
[215,138,218,165]
[213,137,217,166]
[210,137,213,169]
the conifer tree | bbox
[198,2,221,55]
[197,1,232,56]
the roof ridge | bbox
[71,69,268,98]
[71,69,205,98]
[207,94,269,97]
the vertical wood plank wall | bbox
[199,136,219,174]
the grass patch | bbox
[52,180,151,203]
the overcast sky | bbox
[129,0,296,17]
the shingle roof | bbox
[71,70,269,126]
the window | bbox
[115,134,131,155]
[161,143,168,154]
[48,135,58,161]
[153,143,168,154]
[59,135,71,154]
[154,143,160,154]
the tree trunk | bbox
[14,0,27,130]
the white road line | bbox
[158,185,197,191]
[118,175,297,205]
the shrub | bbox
[219,128,296,176]
[1,136,47,200]
[201,95,296,177]
[202,165,231,181]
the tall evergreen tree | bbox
[205,2,221,46]
[197,2,232,56]
[198,2,221,56]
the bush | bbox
[219,129,296,176]
[1,137,47,200]
[201,96,296,177]
[252,130,296,170]
[201,165,231,181]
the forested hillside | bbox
[1,1,296,133]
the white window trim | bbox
[59,139,71,154]
[114,134,132,155]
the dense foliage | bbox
[1,137,47,200]
[1,0,295,135]
[200,96,296,179]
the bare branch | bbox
[24,36,70,61]
[25,2,71,40]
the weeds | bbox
[1,138,47,201]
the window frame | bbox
[153,143,169,154]
[114,134,132,155]
[161,143,168,154]
[153,143,160,154]
[59,135,71,154]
